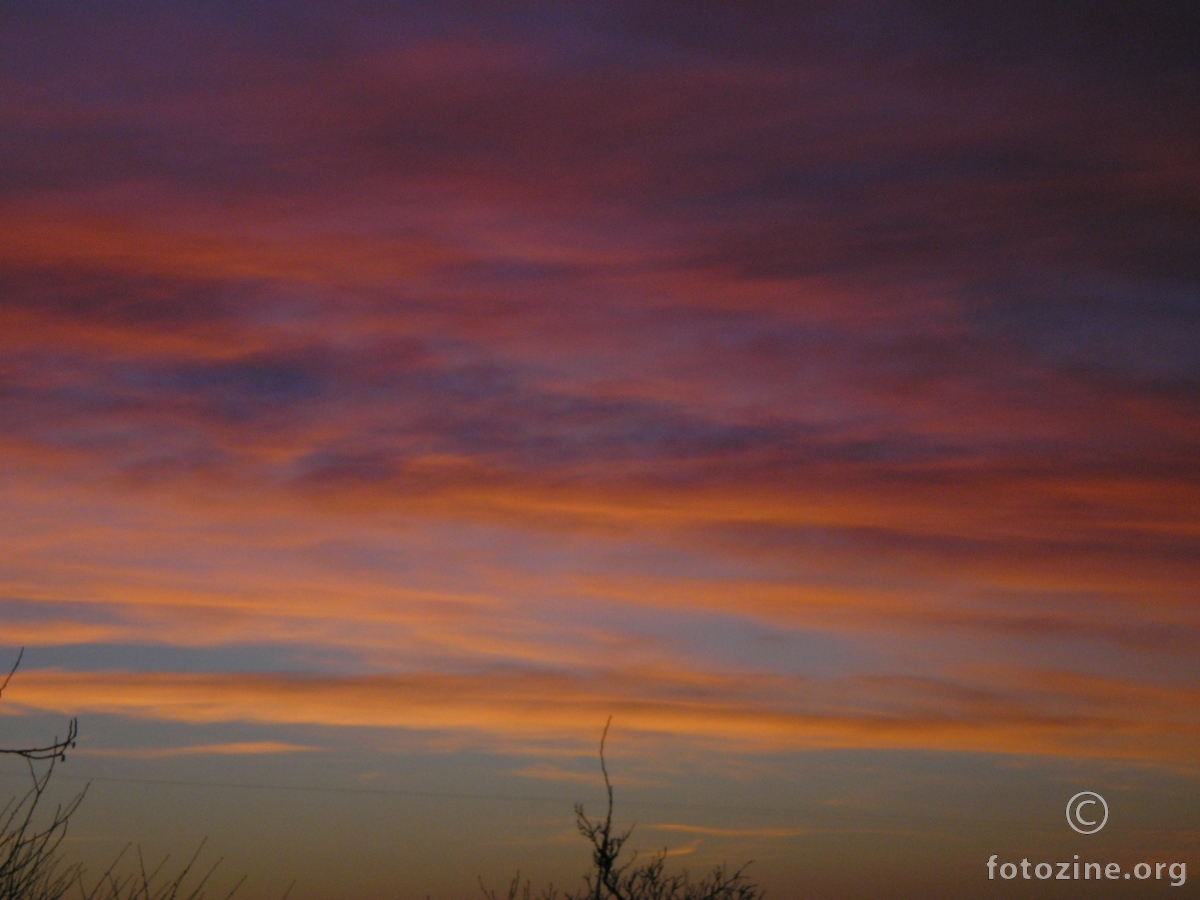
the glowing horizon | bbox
[2,3,1197,898]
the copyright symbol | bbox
[1066,792,1108,834]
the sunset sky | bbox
[1,3,1198,898]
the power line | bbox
[0,769,1023,826]
[0,770,570,805]
[0,769,815,817]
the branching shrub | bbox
[483,720,766,900]
[1,650,243,900]
[5,647,762,900]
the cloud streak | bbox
[6,666,1198,766]
[77,741,323,759]
[0,0,1196,787]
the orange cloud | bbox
[4,667,1197,766]
[0,212,464,288]
[643,824,813,839]
[77,741,323,759]
[1,8,1197,812]
[2,7,1197,898]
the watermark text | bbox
[987,855,1186,887]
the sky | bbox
[1,2,1198,898]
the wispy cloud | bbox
[5,667,1198,765]
[0,0,1196,791]
[1,6,1195,898]
[77,741,323,759]
[643,824,812,839]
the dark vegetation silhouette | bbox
[5,651,762,900]
[0,650,244,900]
[481,719,765,900]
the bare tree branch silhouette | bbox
[1,649,246,900]
[5,650,763,900]
[483,718,766,900]
[0,651,77,765]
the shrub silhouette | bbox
[0,650,244,900]
[482,720,765,900]
[5,649,762,900]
